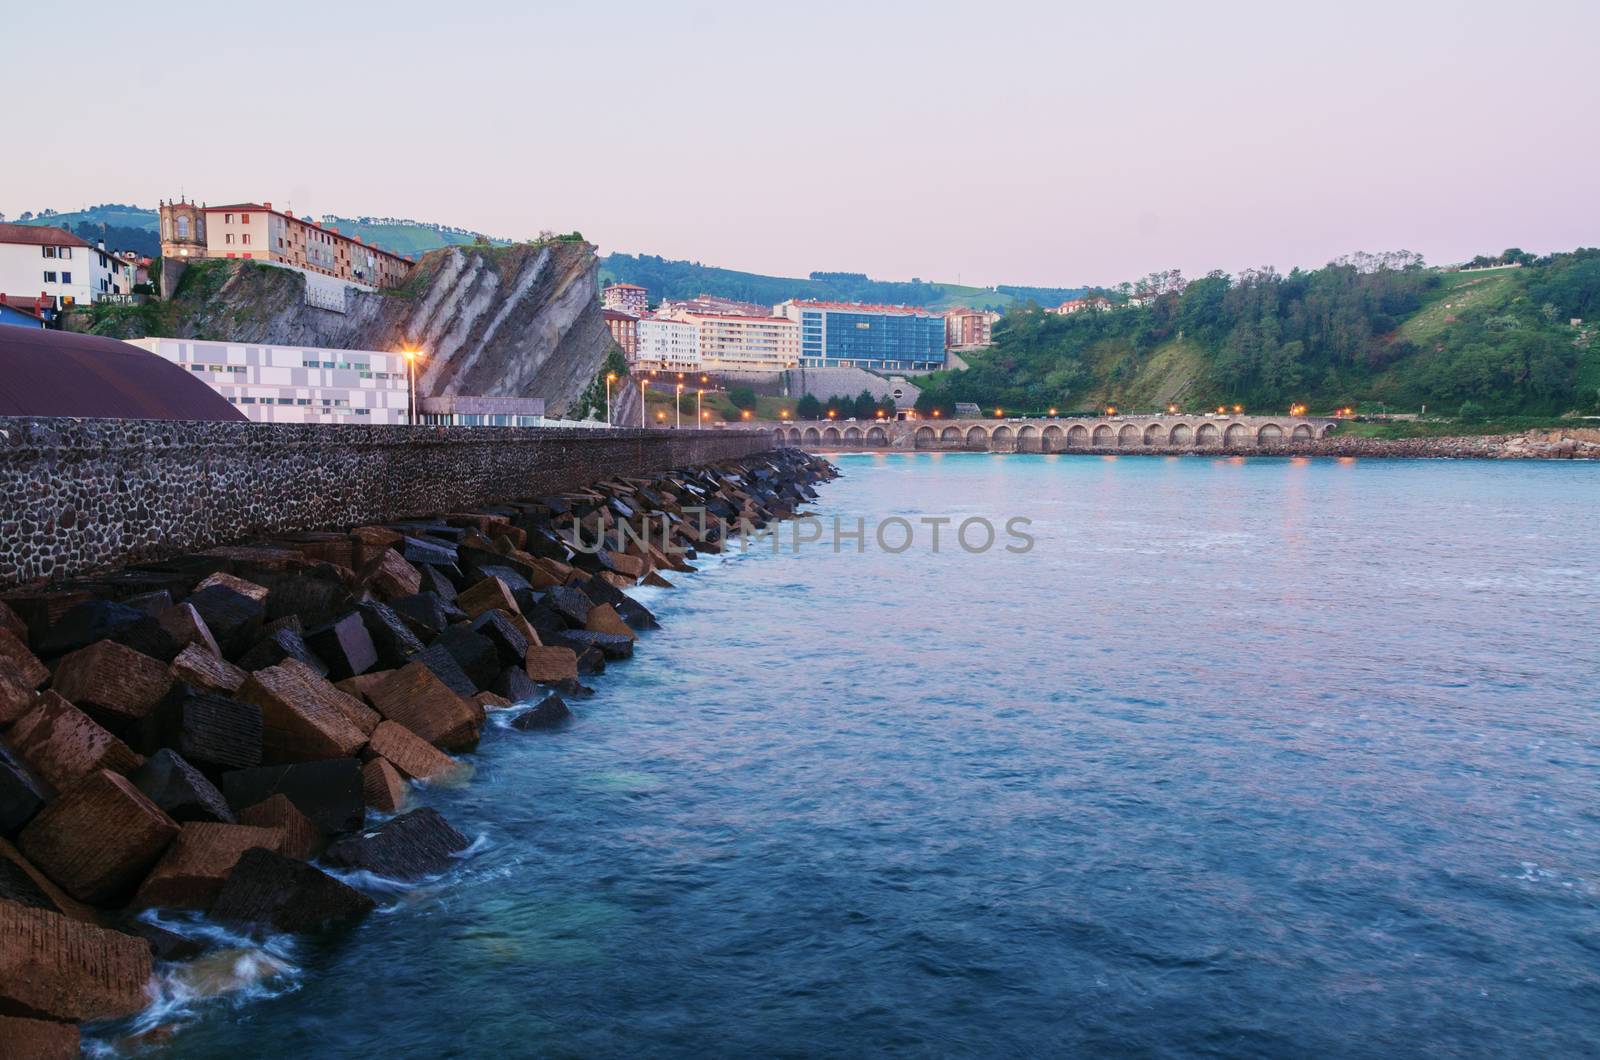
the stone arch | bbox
[965,425,989,449]
[914,426,935,449]
[1258,423,1284,445]
[1224,423,1249,447]
[991,425,1014,448]
[868,426,889,447]
[803,427,821,445]
[1291,424,1313,441]
[1067,424,1090,448]
[823,426,841,444]
[1320,423,1337,438]
[940,425,963,448]
[791,428,804,445]
[1043,424,1066,451]
[1143,423,1166,446]
[1117,423,1141,447]
[843,426,862,443]
[1017,425,1040,452]
[1195,422,1220,446]
[1092,424,1114,447]
[1169,422,1192,445]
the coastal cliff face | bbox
[79,243,616,416]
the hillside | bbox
[600,253,1085,312]
[913,250,1600,418]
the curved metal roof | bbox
[0,329,247,421]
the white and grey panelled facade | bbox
[129,338,410,424]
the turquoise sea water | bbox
[138,454,1600,1057]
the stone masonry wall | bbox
[0,418,773,589]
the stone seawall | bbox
[0,418,773,589]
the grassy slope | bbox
[1396,267,1521,348]
[13,205,158,231]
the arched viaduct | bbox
[742,415,1341,453]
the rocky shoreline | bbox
[0,447,837,1055]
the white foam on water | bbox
[83,919,303,1055]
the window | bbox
[42,246,56,258]
[61,248,71,260]
[225,234,233,245]
[241,213,250,224]
[241,234,251,245]
[224,213,233,224]
[176,216,190,238]
[43,271,56,283]
[276,397,292,405]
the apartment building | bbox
[775,299,946,372]
[159,199,413,290]
[633,317,700,372]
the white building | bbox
[658,309,801,373]
[633,317,700,372]
[129,338,411,424]
[602,282,650,315]
[0,223,136,309]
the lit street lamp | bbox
[402,349,421,425]
[696,387,702,425]
[605,372,616,426]
[640,379,648,428]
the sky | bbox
[7,0,1599,288]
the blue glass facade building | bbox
[781,301,947,372]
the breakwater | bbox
[0,448,837,1053]
[0,419,774,590]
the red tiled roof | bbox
[606,282,647,291]
[0,329,247,421]
[603,308,639,321]
[0,223,90,248]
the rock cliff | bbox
[82,242,616,416]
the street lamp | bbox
[696,387,702,425]
[676,382,684,429]
[1048,407,1057,417]
[402,349,421,425]
[605,372,616,426]
[640,379,648,427]
[994,408,1003,418]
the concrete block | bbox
[365,661,482,751]
[132,822,286,910]
[131,749,235,824]
[366,721,458,782]
[18,770,180,905]
[322,807,469,881]
[0,900,153,1022]
[237,794,321,861]
[237,659,369,763]
[170,642,248,696]
[6,691,144,791]
[361,757,407,813]
[223,759,364,836]
[210,847,374,933]
[49,640,174,738]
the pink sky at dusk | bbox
[6,0,1598,288]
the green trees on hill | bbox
[914,249,1600,416]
